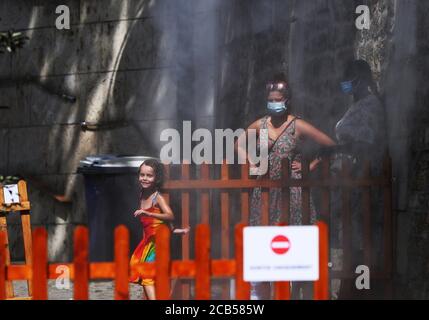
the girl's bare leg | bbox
[143,285,156,300]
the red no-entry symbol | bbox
[271,235,290,255]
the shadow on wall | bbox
[0,0,177,261]
[216,0,293,131]
[216,0,357,152]
[0,0,166,175]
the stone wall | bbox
[403,0,429,299]
[0,0,221,261]
[1,0,429,299]
[351,0,429,299]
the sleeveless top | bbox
[250,115,316,226]
[260,115,300,180]
[139,191,164,229]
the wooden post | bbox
[0,212,12,298]
[0,231,7,300]
[18,181,33,296]
[155,224,170,300]
[320,156,331,299]
[221,163,231,299]
[274,281,291,300]
[32,227,48,300]
[162,164,171,204]
[314,221,329,300]
[114,225,129,300]
[74,226,89,300]
[0,180,33,298]
[240,163,250,224]
[200,163,210,225]
[181,162,191,299]
[221,163,230,259]
[235,224,250,299]
[195,224,210,299]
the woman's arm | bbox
[293,119,336,172]
[295,119,336,146]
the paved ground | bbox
[12,279,340,300]
[10,251,343,300]
[12,279,232,300]
[13,280,144,300]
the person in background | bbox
[333,59,386,162]
[320,59,386,299]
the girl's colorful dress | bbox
[129,192,165,286]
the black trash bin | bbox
[78,155,156,262]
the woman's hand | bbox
[292,159,321,173]
[291,161,302,173]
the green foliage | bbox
[0,30,29,54]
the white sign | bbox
[243,226,319,282]
[3,184,20,204]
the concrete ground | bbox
[11,279,342,300]
[11,279,230,300]
[12,280,144,300]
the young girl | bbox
[129,159,190,300]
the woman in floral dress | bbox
[236,73,335,299]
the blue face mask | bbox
[340,81,353,94]
[267,101,287,115]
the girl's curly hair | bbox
[138,159,164,190]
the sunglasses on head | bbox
[266,82,288,91]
